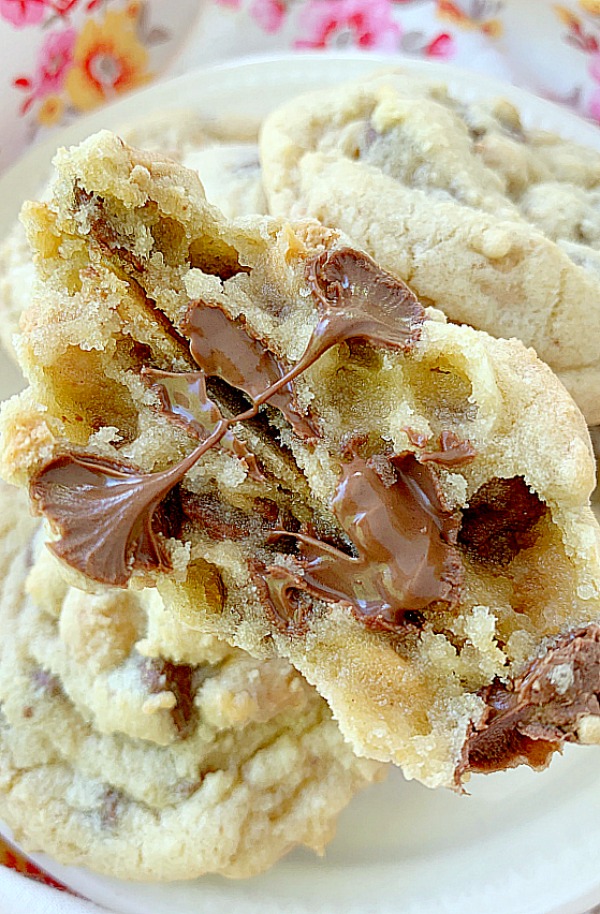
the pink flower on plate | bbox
[588,86,600,122]
[213,0,242,7]
[0,0,49,27]
[588,54,600,121]
[425,31,454,59]
[590,51,600,83]
[295,0,401,51]
[52,0,81,13]
[249,0,285,32]
[33,27,76,97]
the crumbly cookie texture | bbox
[3,131,600,790]
[0,481,383,881]
[0,110,265,361]
[260,71,600,425]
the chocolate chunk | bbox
[458,476,548,566]
[458,625,600,780]
[263,449,463,634]
[140,658,197,739]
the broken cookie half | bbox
[3,130,600,789]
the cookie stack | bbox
[0,481,383,878]
[1,70,600,880]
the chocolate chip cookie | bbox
[3,131,600,790]
[0,110,265,362]
[260,71,600,425]
[0,479,383,879]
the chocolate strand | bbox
[142,368,266,482]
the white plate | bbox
[2,53,600,914]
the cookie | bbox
[3,131,600,791]
[0,480,383,880]
[0,111,265,361]
[181,144,266,221]
[121,110,266,221]
[259,71,600,425]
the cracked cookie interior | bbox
[3,131,600,789]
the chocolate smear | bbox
[179,489,296,545]
[30,448,211,586]
[264,449,463,633]
[458,624,600,780]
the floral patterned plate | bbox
[2,53,600,914]
[0,0,201,172]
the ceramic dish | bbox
[1,53,600,914]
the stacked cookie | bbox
[0,481,382,879]
[1,69,600,879]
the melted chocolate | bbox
[182,248,425,440]
[33,245,440,609]
[459,476,547,567]
[419,431,476,468]
[305,248,425,359]
[181,304,318,440]
[29,449,208,586]
[458,625,600,779]
[263,450,463,633]
[401,429,476,468]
